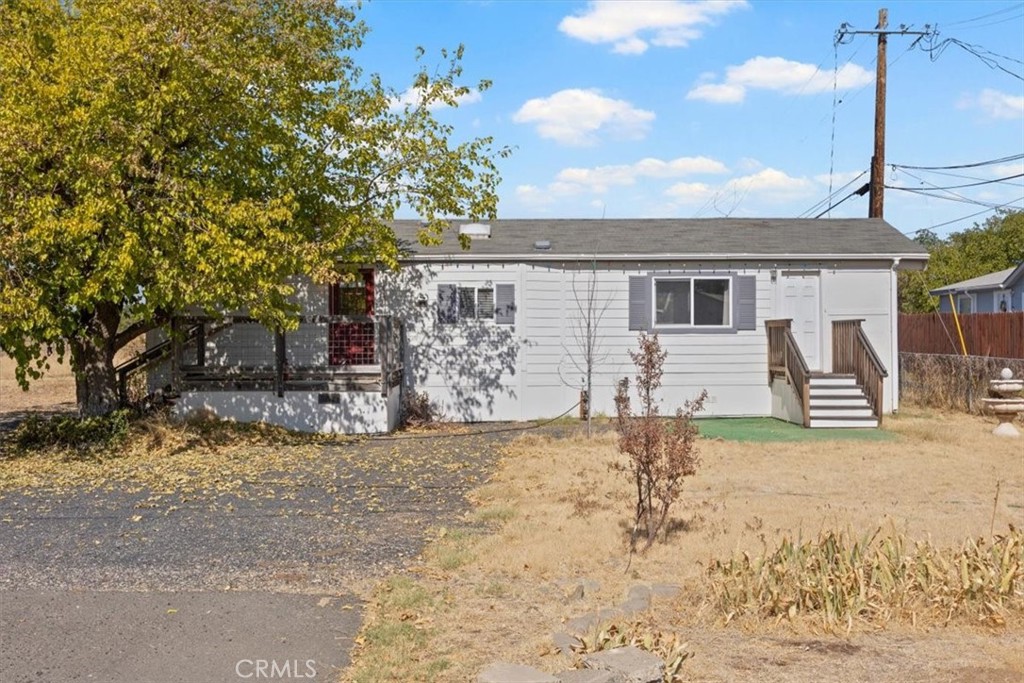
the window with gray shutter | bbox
[495,284,515,324]
[630,272,756,333]
[437,284,457,324]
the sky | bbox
[357,0,1024,238]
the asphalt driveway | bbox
[0,428,506,683]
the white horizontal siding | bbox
[390,262,777,422]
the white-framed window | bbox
[652,276,732,328]
[438,284,514,324]
[956,293,974,314]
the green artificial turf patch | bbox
[695,417,896,442]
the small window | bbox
[653,277,731,328]
[477,288,494,319]
[957,294,973,314]
[438,284,509,324]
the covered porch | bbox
[135,314,405,434]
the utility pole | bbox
[871,8,888,219]
[836,9,935,219]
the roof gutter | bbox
[399,252,931,265]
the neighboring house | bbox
[930,264,1024,314]
[142,218,928,433]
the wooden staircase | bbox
[767,319,887,429]
[808,374,879,428]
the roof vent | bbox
[534,239,551,251]
[459,222,491,239]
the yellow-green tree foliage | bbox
[899,210,1024,313]
[0,0,505,413]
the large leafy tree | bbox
[0,0,505,414]
[899,210,1024,312]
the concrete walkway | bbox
[1,591,360,683]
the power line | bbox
[952,11,1024,31]
[799,169,868,217]
[813,182,870,218]
[888,185,1015,209]
[907,167,1024,184]
[902,196,1024,234]
[890,154,1024,171]
[887,172,1024,191]
[945,3,1024,27]
[920,35,1023,80]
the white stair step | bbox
[809,418,879,428]
[810,376,858,387]
[810,396,870,407]
[810,407,875,418]
[809,387,864,397]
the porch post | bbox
[170,317,182,392]
[274,328,286,398]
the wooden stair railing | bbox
[831,319,888,424]
[115,320,234,403]
[766,319,812,427]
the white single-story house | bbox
[143,218,929,433]
[931,263,1024,314]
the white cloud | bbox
[664,181,716,203]
[991,161,1024,177]
[512,89,655,146]
[958,88,1024,120]
[514,184,555,207]
[559,0,748,55]
[736,157,764,172]
[666,168,816,206]
[685,83,744,104]
[389,86,482,111]
[555,156,728,192]
[515,155,728,202]
[687,56,873,104]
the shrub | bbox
[614,333,707,553]
[705,526,1024,629]
[401,390,445,428]
[11,409,133,455]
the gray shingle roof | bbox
[390,218,928,260]
[930,265,1021,294]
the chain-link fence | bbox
[899,352,1024,414]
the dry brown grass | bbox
[345,408,1024,682]
[1,340,146,415]
[0,352,77,414]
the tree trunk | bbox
[69,302,122,416]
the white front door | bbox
[777,272,821,371]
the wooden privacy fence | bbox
[899,312,1024,359]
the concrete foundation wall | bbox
[173,390,391,434]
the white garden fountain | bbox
[982,368,1024,438]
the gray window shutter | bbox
[437,284,457,324]
[734,275,757,330]
[495,284,515,324]
[458,287,476,320]
[477,288,494,319]
[628,276,651,331]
